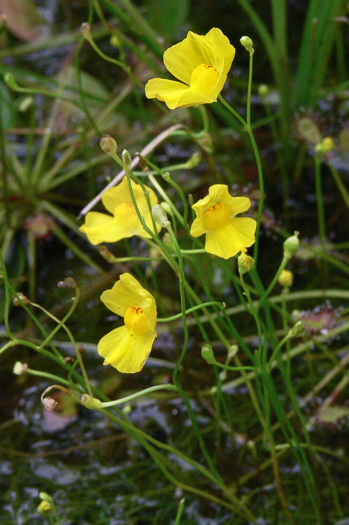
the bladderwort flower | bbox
[98,273,157,373]
[80,178,159,245]
[145,28,235,109]
[190,184,256,259]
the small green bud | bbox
[258,84,269,97]
[13,362,28,375]
[39,493,53,503]
[163,232,176,252]
[160,202,173,216]
[81,22,92,40]
[110,34,121,48]
[228,345,238,359]
[81,394,102,410]
[162,172,171,182]
[185,151,202,169]
[288,320,305,338]
[18,96,34,112]
[122,149,132,172]
[4,73,19,91]
[100,134,117,155]
[278,269,293,288]
[238,252,255,275]
[315,136,334,155]
[201,345,215,364]
[321,137,334,153]
[240,36,254,54]
[283,232,299,260]
[152,204,168,228]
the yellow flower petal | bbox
[80,178,159,245]
[190,184,256,259]
[205,218,256,259]
[79,212,127,245]
[145,28,235,109]
[98,273,157,373]
[145,78,214,109]
[101,177,133,214]
[164,28,234,86]
[98,325,156,373]
[100,273,156,324]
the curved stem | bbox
[157,301,225,323]
[100,384,177,407]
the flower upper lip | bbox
[145,28,235,109]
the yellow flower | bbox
[145,28,235,109]
[278,269,293,288]
[190,184,256,259]
[80,178,159,245]
[98,273,157,373]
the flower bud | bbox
[161,202,172,216]
[81,22,92,39]
[4,73,19,91]
[99,245,117,264]
[81,394,102,410]
[18,96,34,112]
[228,345,238,359]
[240,36,254,54]
[100,134,117,156]
[57,277,77,289]
[201,345,215,364]
[278,269,293,288]
[42,397,58,411]
[315,136,334,155]
[288,320,305,338]
[162,172,171,182]
[152,204,169,228]
[258,84,269,98]
[37,501,51,516]
[185,151,202,169]
[238,252,255,275]
[162,232,176,252]
[13,293,30,306]
[122,149,132,172]
[110,34,121,48]
[39,493,53,503]
[283,232,299,260]
[13,362,28,375]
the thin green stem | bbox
[26,368,71,387]
[257,256,288,310]
[157,301,225,322]
[100,384,177,407]
[314,153,326,245]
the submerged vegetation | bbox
[1,0,349,523]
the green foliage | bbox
[1,0,349,523]
[145,0,189,40]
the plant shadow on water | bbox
[1,0,349,523]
